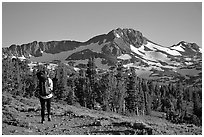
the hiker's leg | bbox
[40,98,45,123]
[47,98,51,121]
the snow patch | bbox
[28,62,38,72]
[27,62,58,72]
[115,33,120,38]
[18,55,26,60]
[185,58,191,61]
[73,67,80,71]
[191,48,197,52]
[131,44,172,64]
[170,61,181,67]
[143,59,177,69]
[145,41,181,56]
[46,63,58,70]
[170,45,185,52]
[123,63,134,68]
[28,62,37,67]
[117,54,131,60]
[123,63,152,78]
[182,41,188,45]
[131,42,182,70]
[11,55,17,59]
[199,48,202,53]
[185,62,193,65]
[130,44,144,56]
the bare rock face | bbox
[3,40,82,58]
[113,28,146,47]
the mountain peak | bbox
[112,28,146,47]
[176,41,201,53]
[113,28,143,37]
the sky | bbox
[2,2,202,47]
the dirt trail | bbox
[2,94,202,135]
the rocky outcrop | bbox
[2,40,83,58]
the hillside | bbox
[2,28,202,135]
[2,93,202,135]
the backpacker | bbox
[37,71,53,97]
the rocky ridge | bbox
[2,28,202,85]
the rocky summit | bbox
[2,28,202,85]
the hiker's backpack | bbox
[37,71,52,96]
[45,78,52,95]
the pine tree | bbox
[175,82,184,113]
[152,83,161,111]
[141,79,151,115]
[137,78,145,115]
[188,87,193,102]
[114,61,126,114]
[125,67,137,115]
[192,87,202,119]
[108,71,118,112]
[2,57,31,97]
[11,58,30,96]
[99,72,112,111]
[24,72,37,98]
[147,80,154,110]
[117,78,126,114]
[75,69,87,107]
[86,56,97,109]
[2,58,13,93]
[160,85,166,98]
[54,63,71,102]
[12,58,21,96]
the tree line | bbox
[2,57,202,126]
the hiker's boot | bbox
[41,119,45,124]
[48,116,51,121]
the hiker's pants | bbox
[40,97,51,121]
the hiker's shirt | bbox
[40,78,53,99]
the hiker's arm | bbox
[49,78,53,91]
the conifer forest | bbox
[2,57,202,127]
